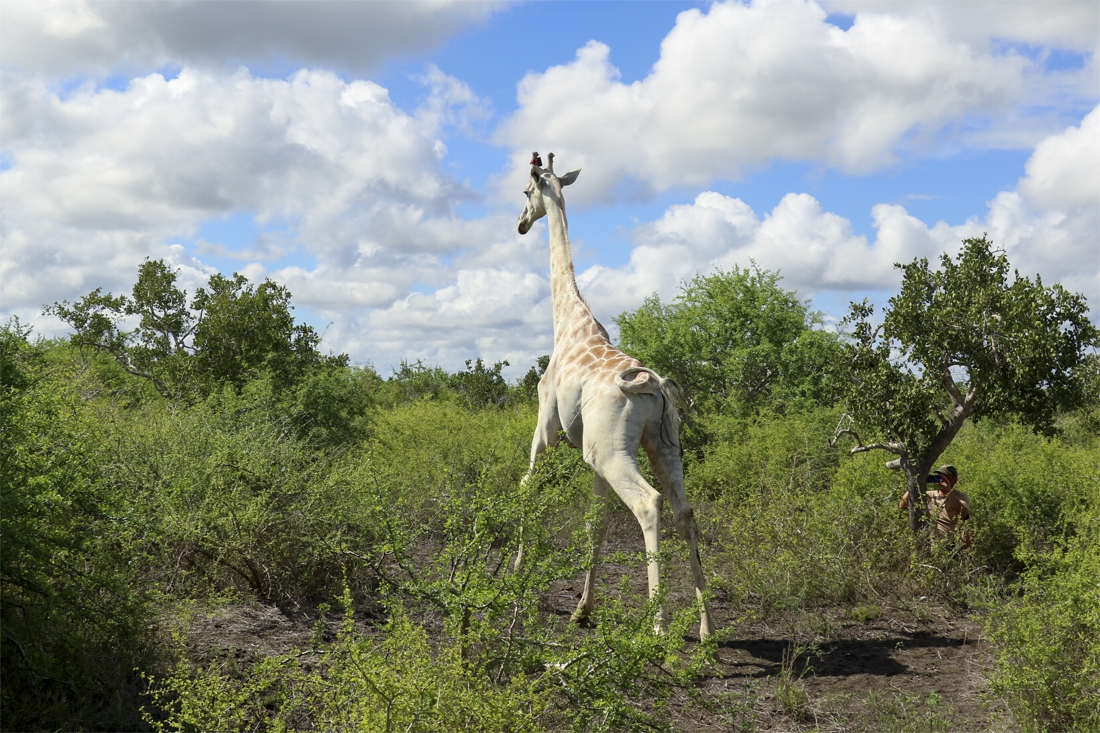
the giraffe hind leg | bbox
[591,452,668,634]
[645,441,714,639]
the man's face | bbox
[937,472,956,493]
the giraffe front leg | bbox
[513,472,530,572]
[571,474,610,626]
[515,401,562,572]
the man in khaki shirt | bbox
[899,464,971,546]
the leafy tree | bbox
[45,260,193,396]
[450,357,511,408]
[47,259,344,399]
[833,236,1099,532]
[191,271,341,390]
[616,266,842,428]
[520,354,551,402]
[380,357,517,409]
[380,359,455,406]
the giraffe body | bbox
[517,155,714,639]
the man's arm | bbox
[948,493,969,521]
[951,492,972,547]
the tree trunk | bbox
[900,456,928,534]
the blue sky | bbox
[2,1,1097,375]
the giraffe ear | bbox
[558,168,581,186]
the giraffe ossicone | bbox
[516,152,715,640]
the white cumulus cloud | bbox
[575,104,1100,325]
[496,0,1043,203]
[2,0,504,79]
[822,1,1100,53]
[0,65,495,339]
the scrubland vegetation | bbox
[3,239,1098,731]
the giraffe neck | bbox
[543,190,591,343]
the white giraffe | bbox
[516,152,714,639]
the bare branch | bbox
[942,365,964,407]
[849,441,906,457]
[829,414,857,448]
[963,380,980,410]
[830,415,906,458]
[831,427,861,448]
[933,407,949,427]
[74,340,175,398]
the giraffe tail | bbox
[616,368,684,448]
[656,376,684,447]
[615,366,662,395]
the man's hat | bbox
[933,465,959,480]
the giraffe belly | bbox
[558,403,584,449]
[555,383,585,449]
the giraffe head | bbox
[517,153,580,234]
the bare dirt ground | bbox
[685,606,998,731]
[544,513,1006,732]
[182,513,1007,732]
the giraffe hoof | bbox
[570,609,594,628]
[700,617,716,641]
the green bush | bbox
[946,421,1099,578]
[987,510,1100,732]
[346,402,585,648]
[688,407,840,503]
[147,591,718,733]
[103,378,362,605]
[692,409,917,611]
[1,323,157,730]
[146,597,551,733]
[450,357,514,408]
[616,267,842,426]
